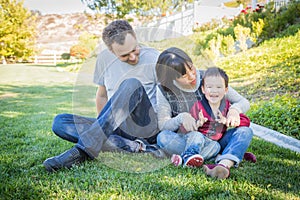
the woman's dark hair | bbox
[156,47,193,92]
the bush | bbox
[220,35,236,56]
[70,45,90,60]
[234,24,251,51]
[248,95,300,139]
[61,53,70,60]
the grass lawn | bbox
[1,29,300,199]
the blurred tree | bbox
[0,0,37,63]
[78,31,99,54]
[70,44,90,60]
[81,0,193,19]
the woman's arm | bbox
[225,86,250,127]
[226,86,250,114]
[157,88,182,131]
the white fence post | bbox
[53,53,57,65]
[34,55,38,64]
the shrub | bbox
[61,53,70,60]
[234,24,251,51]
[220,34,236,56]
[70,45,90,60]
[248,95,300,139]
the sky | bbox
[23,0,90,14]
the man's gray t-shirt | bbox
[93,46,159,111]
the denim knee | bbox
[237,126,254,139]
[52,113,66,134]
[119,78,142,92]
[156,130,170,148]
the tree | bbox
[70,45,90,60]
[78,31,99,54]
[0,0,36,63]
[81,0,193,19]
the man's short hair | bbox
[102,20,136,51]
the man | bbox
[43,20,163,172]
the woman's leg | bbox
[157,130,186,156]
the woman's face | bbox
[201,75,228,105]
[175,64,197,88]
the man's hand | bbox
[226,108,240,127]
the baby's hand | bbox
[196,110,208,128]
[216,110,227,125]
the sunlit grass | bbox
[0,27,300,200]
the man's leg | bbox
[52,113,140,152]
[43,78,158,171]
[77,78,158,158]
[52,113,95,143]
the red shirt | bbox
[189,99,250,141]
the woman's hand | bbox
[181,112,198,132]
[226,108,240,127]
[196,110,208,128]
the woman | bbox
[155,47,255,179]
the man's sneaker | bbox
[181,144,204,168]
[203,164,230,179]
[135,138,166,159]
[171,154,182,166]
[243,152,257,163]
[43,147,89,172]
[183,154,204,168]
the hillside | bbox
[35,13,105,54]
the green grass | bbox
[1,29,300,199]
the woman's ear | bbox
[201,85,205,94]
[225,87,229,94]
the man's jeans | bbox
[157,131,220,161]
[157,127,253,166]
[52,114,142,152]
[52,78,158,159]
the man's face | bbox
[111,33,140,65]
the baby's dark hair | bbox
[202,67,229,87]
[102,20,136,51]
[156,47,193,92]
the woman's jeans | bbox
[157,127,253,166]
[52,78,158,159]
[157,131,220,161]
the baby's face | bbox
[201,75,228,105]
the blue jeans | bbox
[216,127,254,166]
[157,127,253,166]
[52,114,141,152]
[157,131,220,161]
[53,78,158,159]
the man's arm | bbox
[95,85,108,115]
